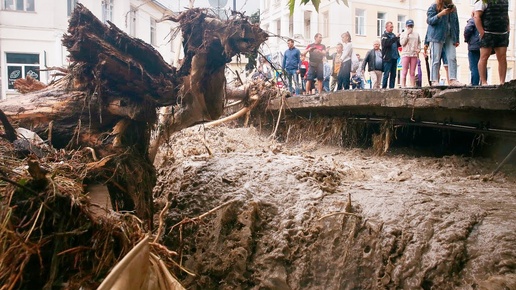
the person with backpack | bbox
[464,11,481,86]
[474,0,509,85]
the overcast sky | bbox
[161,0,259,14]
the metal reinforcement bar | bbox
[349,117,516,139]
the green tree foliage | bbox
[249,9,260,24]
[288,0,348,15]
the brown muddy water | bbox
[153,125,516,290]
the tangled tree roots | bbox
[251,110,396,152]
[371,120,394,156]
[0,139,175,289]
[263,116,361,147]
[0,5,269,288]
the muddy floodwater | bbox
[153,125,516,290]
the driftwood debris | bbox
[0,4,267,227]
[13,75,47,94]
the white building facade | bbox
[0,0,181,100]
[259,0,515,86]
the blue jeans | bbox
[338,60,351,90]
[468,50,480,86]
[285,69,300,94]
[382,59,398,88]
[430,39,458,82]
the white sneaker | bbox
[449,80,465,86]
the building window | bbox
[355,9,365,36]
[67,0,78,16]
[377,12,386,37]
[129,6,137,37]
[102,0,113,23]
[150,18,157,46]
[6,53,40,90]
[4,0,35,11]
[304,11,311,40]
[322,11,329,38]
[397,15,406,33]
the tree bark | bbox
[0,4,267,227]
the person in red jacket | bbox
[299,54,309,94]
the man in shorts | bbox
[303,33,326,94]
[474,0,510,85]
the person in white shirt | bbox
[338,31,353,90]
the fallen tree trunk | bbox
[0,4,267,227]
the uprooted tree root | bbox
[0,140,176,289]
[0,4,272,288]
[202,79,285,130]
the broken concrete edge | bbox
[266,87,516,112]
[263,86,516,137]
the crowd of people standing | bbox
[260,0,509,96]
